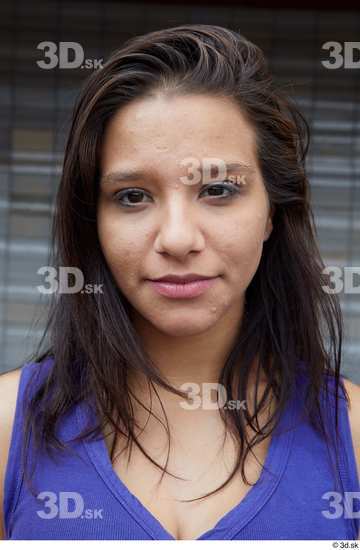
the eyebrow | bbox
[100,162,255,187]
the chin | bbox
[149,314,219,338]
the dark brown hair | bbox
[21,23,346,503]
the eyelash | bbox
[113,179,243,208]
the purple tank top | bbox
[3,357,360,539]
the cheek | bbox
[97,215,144,288]
[219,212,267,283]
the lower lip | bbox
[147,277,219,298]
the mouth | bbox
[149,273,218,284]
[146,276,220,299]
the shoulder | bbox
[0,367,23,539]
[341,376,360,484]
[0,358,54,539]
[0,367,23,459]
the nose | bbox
[154,195,204,258]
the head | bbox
[24,24,344,502]
[57,24,316,356]
[97,92,273,338]
[56,24,326,372]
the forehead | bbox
[101,93,259,174]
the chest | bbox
[105,423,271,540]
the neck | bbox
[128,301,246,388]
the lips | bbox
[147,276,219,299]
[150,273,215,284]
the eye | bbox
[113,188,151,208]
[113,179,243,208]
[199,179,242,200]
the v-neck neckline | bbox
[76,387,296,540]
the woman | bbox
[0,24,359,540]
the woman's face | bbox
[97,93,273,337]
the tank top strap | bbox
[295,364,359,538]
[3,357,54,537]
[323,372,360,529]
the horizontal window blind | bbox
[0,1,359,382]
